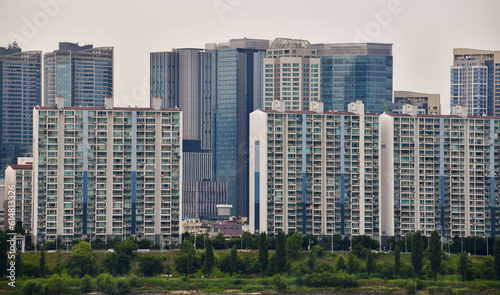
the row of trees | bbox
[5,229,500,280]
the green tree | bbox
[258,232,269,275]
[80,275,93,293]
[114,239,138,257]
[429,230,441,280]
[45,274,68,295]
[104,252,119,277]
[139,256,164,277]
[366,250,376,276]
[458,251,468,282]
[213,232,227,249]
[335,255,347,272]
[15,252,22,277]
[347,251,356,274]
[96,273,116,295]
[286,232,303,261]
[273,273,287,291]
[65,241,97,277]
[306,250,316,274]
[411,231,424,277]
[14,221,24,235]
[495,237,500,278]
[275,230,286,273]
[22,280,43,295]
[230,244,238,276]
[0,231,8,276]
[195,234,205,250]
[39,248,46,277]
[394,245,400,275]
[203,238,215,277]
[175,240,199,276]
[241,231,255,249]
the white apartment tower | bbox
[4,158,34,233]
[250,101,380,238]
[263,38,321,111]
[380,105,500,242]
[33,97,182,246]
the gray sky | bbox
[1,0,499,114]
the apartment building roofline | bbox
[34,106,182,111]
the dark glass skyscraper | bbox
[44,42,113,107]
[314,43,393,114]
[0,42,41,171]
[206,38,268,217]
[150,48,212,150]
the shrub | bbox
[139,256,164,277]
[23,263,40,278]
[241,284,264,292]
[302,271,359,288]
[311,245,325,258]
[116,278,131,294]
[405,280,416,295]
[273,273,287,291]
[128,274,140,288]
[427,285,437,295]
[81,275,93,293]
[475,283,488,292]
[22,281,43,295]
[45,274,69,295]
[96,273,117,295]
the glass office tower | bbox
[314,43,393,114]
[206,38,268,217]
[0,42,41,171]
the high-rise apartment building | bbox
[380,105,500,242]
[250,101,380,238]
[0,42,41,171]
[4,158,33,233]
[44,42,113,108]
[207,38,269,217]
[314,43,393,114]
[33,97,182,246]
[394,91,441,115]
[263,38,321,111]
[451,48,500,116]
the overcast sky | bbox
[1,0,499,114]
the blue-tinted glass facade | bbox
[210,48,265,217]
[0,47,41,171]
[320,55,393,114]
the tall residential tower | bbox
[44,42,113,108]
[33,97,182,246]
[451,48,500,116]
[263,38,321,111]
[250,101,380,238]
